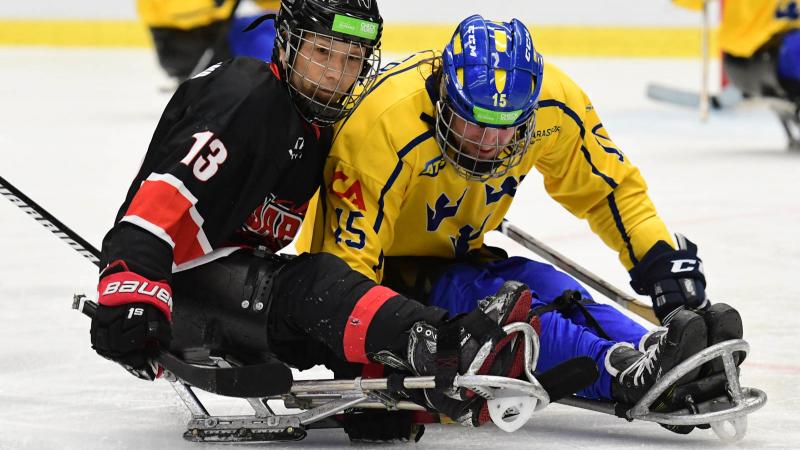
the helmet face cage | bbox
[435,95,535,181]
[434,15,543,181]
[283,27,381,126]
[275,0,383,126]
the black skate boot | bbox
[607,310,707,434]
[607,309,707,405]
[407,280,532,426]
[636,326,667,352]
[639,304,745,377]
[698,303,745,376]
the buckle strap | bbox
[531,290,612,341]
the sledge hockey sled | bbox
[74,295,765,443]
[646,83,800,151]
[74,295,562,441]
[176,324,550,442]
[767,97,800,150]
[559,339,766,443]
[4,169,766,443]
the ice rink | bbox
[1,47,798,449]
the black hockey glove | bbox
[90,261,173,381]
[629,235,709,325]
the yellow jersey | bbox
[137,0,279,30]
[298,52,673,283]
[674,0,800,57]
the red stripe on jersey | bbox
[342,285,397,364]
[124,178,205,265]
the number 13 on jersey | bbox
[181,131,229,181]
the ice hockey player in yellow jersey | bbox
[674,0,799,57]
[300,15,746,431]
[674,0,800,147]
[138,0,280,82]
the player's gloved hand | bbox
[90,260,173,380]
[629,234,709,325]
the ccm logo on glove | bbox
[669,258,703,273]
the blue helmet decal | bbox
[441,15,543,128]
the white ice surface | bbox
[0,48,798,449]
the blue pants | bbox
[428,256,648,400]
[779,30,800,83]
[229,15,276,62]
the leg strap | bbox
[532,290,613,341]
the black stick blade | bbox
[537,356,598,401]
[158,352,293,398]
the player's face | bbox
[449,113,516,159]
[288,34,366,103]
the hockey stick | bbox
[0,174,100,266]
[497,219,659,325]
[73,296,293,398]
[699,0,711,121]
[0,173,293,397]
[645,83,743,110]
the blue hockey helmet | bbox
[435,15,544,180]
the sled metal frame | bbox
[766,98,800,151]
[170,322,550,442]
[646,82,800,151]
[169,333,764,443]
[558,340,766,442]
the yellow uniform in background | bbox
[137,0,236,30]
[298,51,673,283]
[137,0,279,30]
[137,0,279,82]
[674,0,800,57]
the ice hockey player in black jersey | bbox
[87,0,540,436]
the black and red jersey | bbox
[100,57,332,282]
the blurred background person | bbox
[675,0,800,147]
[137,0,279,84]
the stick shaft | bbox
[498,220,658,325]
[0,174,102,267]
[699,0,711,121]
